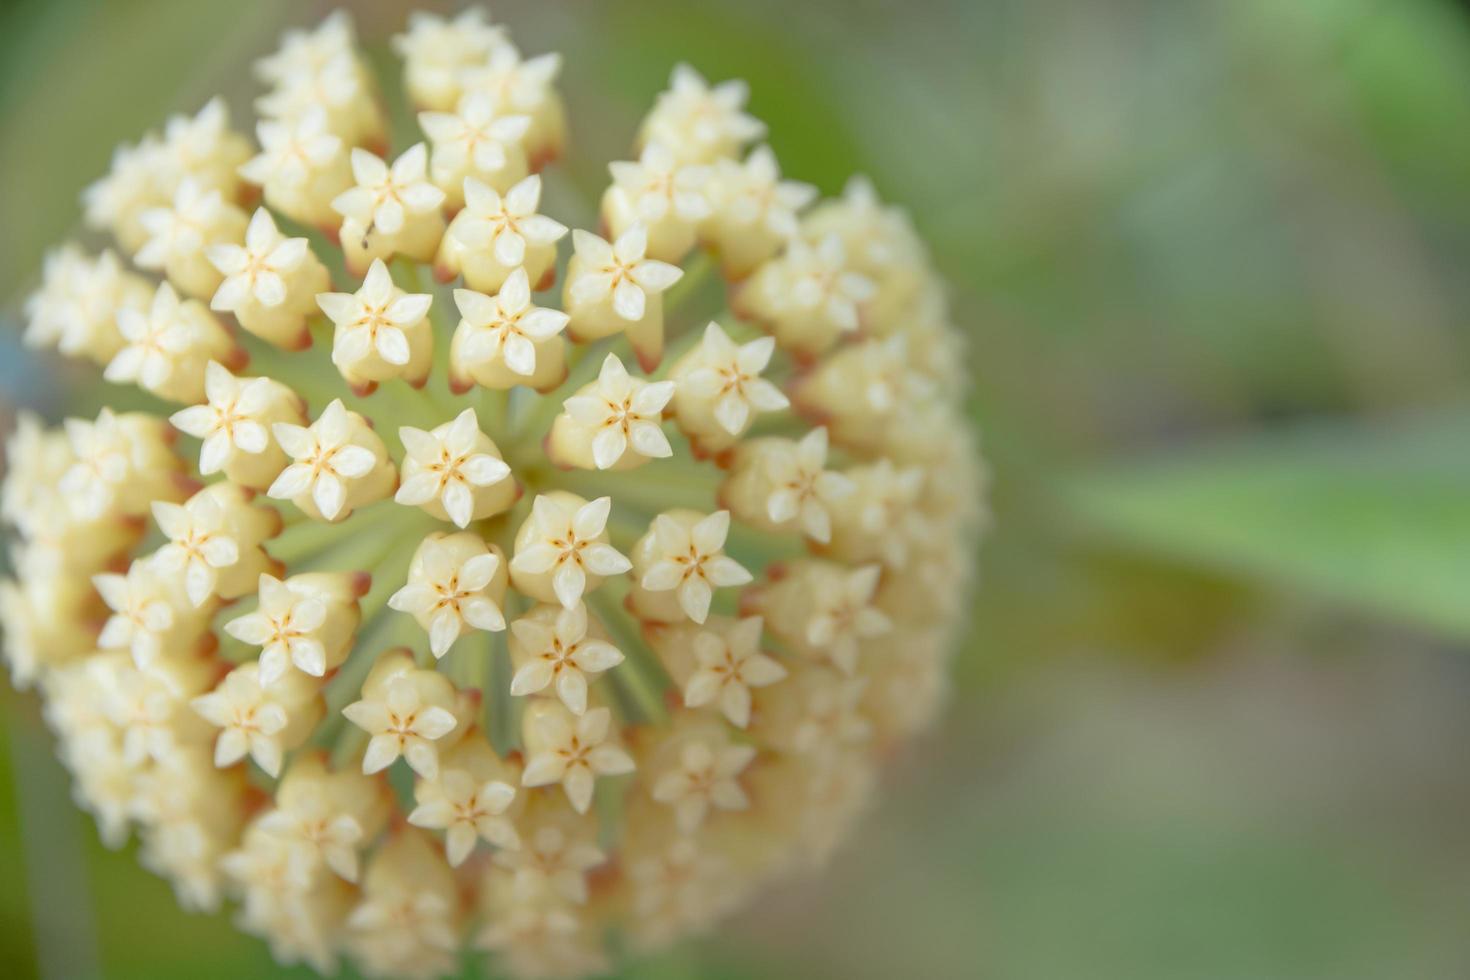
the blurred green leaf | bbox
[1067,409,1470,638]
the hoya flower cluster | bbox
[5,9,984,979]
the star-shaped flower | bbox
[716,145,817,240]
[407,768,518,867]
[805,564,891,675]
[95,561,190,666]
[332,144,445,237]
[761,428,855,544]
[207,208,309,309]
[637,511,752,624]
[453,267,569,381]
[268,399,385,521]
[190,662,318,777]
[639,63,765,163]
[566,224,682,323]
[509,603,624,716]
[520,704,635,814]
[389,534,507,658]
[674,321,789,437]
[224,574,332,682]
[317,259,434,379]
[419,90,531,201]
[510,494,631,609]
[342,672,461,779]
[650,736,756,833]
[447,174,567,279]
[492,823,604,905]
[559,353,675,469]
[682,617,787,728]
[169,362,302,488]
[394,408,512,528]
[150,497,242,607]
[135,178,248,299]
[106,282,233,404]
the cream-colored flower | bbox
[168,361,305,490]
[681,616,786,728]
[317,259,435,390]
[703,145,817,277]
[82,135,169,253]
[342,652,464,779]
[135,178,249,300]
[60,409,183,521]
[255,752,389,884]
[190,662,321,777]
[649,733,755,833]
[722,428,854,544]
[24,246,150,364]
[254,13,385,149]
[389,532,508,658]
[509,493,631,609]
[95,559,211,668]
[740,233,875,357]
[563,224,681,370]
[637,63,765,164]
[223,572,362,683]
[345,830,461,976]
[106,281,238,404]
[457,43,566,168]
[550,353,675,470]
[207,208,330,349]
[419,90,530,208]
[631,510,752,624]
[268,399,394,522]
[449,266,569,393]
[521,703,635,814]
[332,145,447,272]
[491,814,604,905]
[154,96,253,199]
[408,768,518,867]
[751,560,889,675]
[602,141,712,262]
[508,602,624,716]
[437,174,566,293]
[238,106,353,229]
[393,7,508,112]
[394,408,514,528]
[669,321,788,452]
[150,482,278,607]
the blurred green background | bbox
[5,0,1470,977]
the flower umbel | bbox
[5,9,983,980]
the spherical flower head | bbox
[3,14,984,977]
[521,703,635,814]
[394,407,514,528]
[268,399,394,521]
[449,266,570,392]
[638,63,766,164]
[551,353,675,470]
[318,259,435,390]
[508,602,624,716]
[389,532,508,657]
[419,91,531,208]
[438,174,567,295]
[632,510,752,624]
[333,145,447,272]
[510,493,631,609]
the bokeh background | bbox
[4,0,1470,977]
